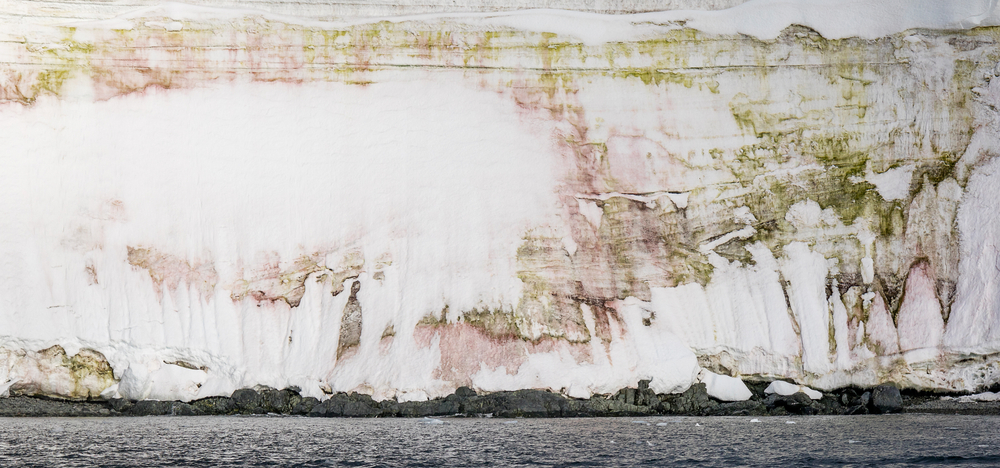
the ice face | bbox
[2,1,1000,401]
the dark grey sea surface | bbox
[0,414,997,467]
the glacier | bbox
[2,0,1000,403]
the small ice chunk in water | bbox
[785,421,796,425]
[750,419,761,423]
[421,418,444,425]
[656,423,669,426]
[695,423,701,427]
[503,421,518,425]
[848,440,859,444]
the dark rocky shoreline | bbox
[1,381,997,418]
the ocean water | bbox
[0,414,997,467]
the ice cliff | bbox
[2,0,1000,402]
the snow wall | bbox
[3,0,1000,402]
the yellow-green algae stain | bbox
[9,346,115,401]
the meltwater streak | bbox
[0,415,997,467]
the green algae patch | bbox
[611,68,693,88]
[461,307,526,340]
[8,346,116,401]
[11,35,95,104]
[66,348,117,400]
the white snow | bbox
[118,361,207,401]
[865,294,901,356]
[699,227,757,254]
[0,80,562,401]
[866,164,916,201]
[896,262,944,361]
[577,199,604,229]
[765,381,822,400]
[780,243,832,375]
[60,0,1000,44]
[946,156,1000,355]
[957,392,1000,403]
[700,370,752,402]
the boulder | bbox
[309,393,380,417]
[129,400,175,416]
[231,388,265,414]
[292,396,319,415]
[261,387,300,413]
[869,385,903,414]
[108,398,133,413]
[191,396,237,415]
[664,383,714,414]
[766,392,814,414]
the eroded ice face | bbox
[2,0,1000,401]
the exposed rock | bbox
[108,398,133,413]
[191,396,237,415]
[0,396,110,417]
[846,404,869,415]
[870,384,903,414]
[462,389,572,417]
[765,392,815,414]
[661,383,714,414]
[170,402,201,416]
[2,379,987,418]
[292,397,319,415]
[309,393,381,418]
[231,388,265,414]
[260,387,301,413]
[574,395,653,416]
[702,400,766,416]
[130,400,177,416]
[398,399,459,417]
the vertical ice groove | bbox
[780,242,832,375]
